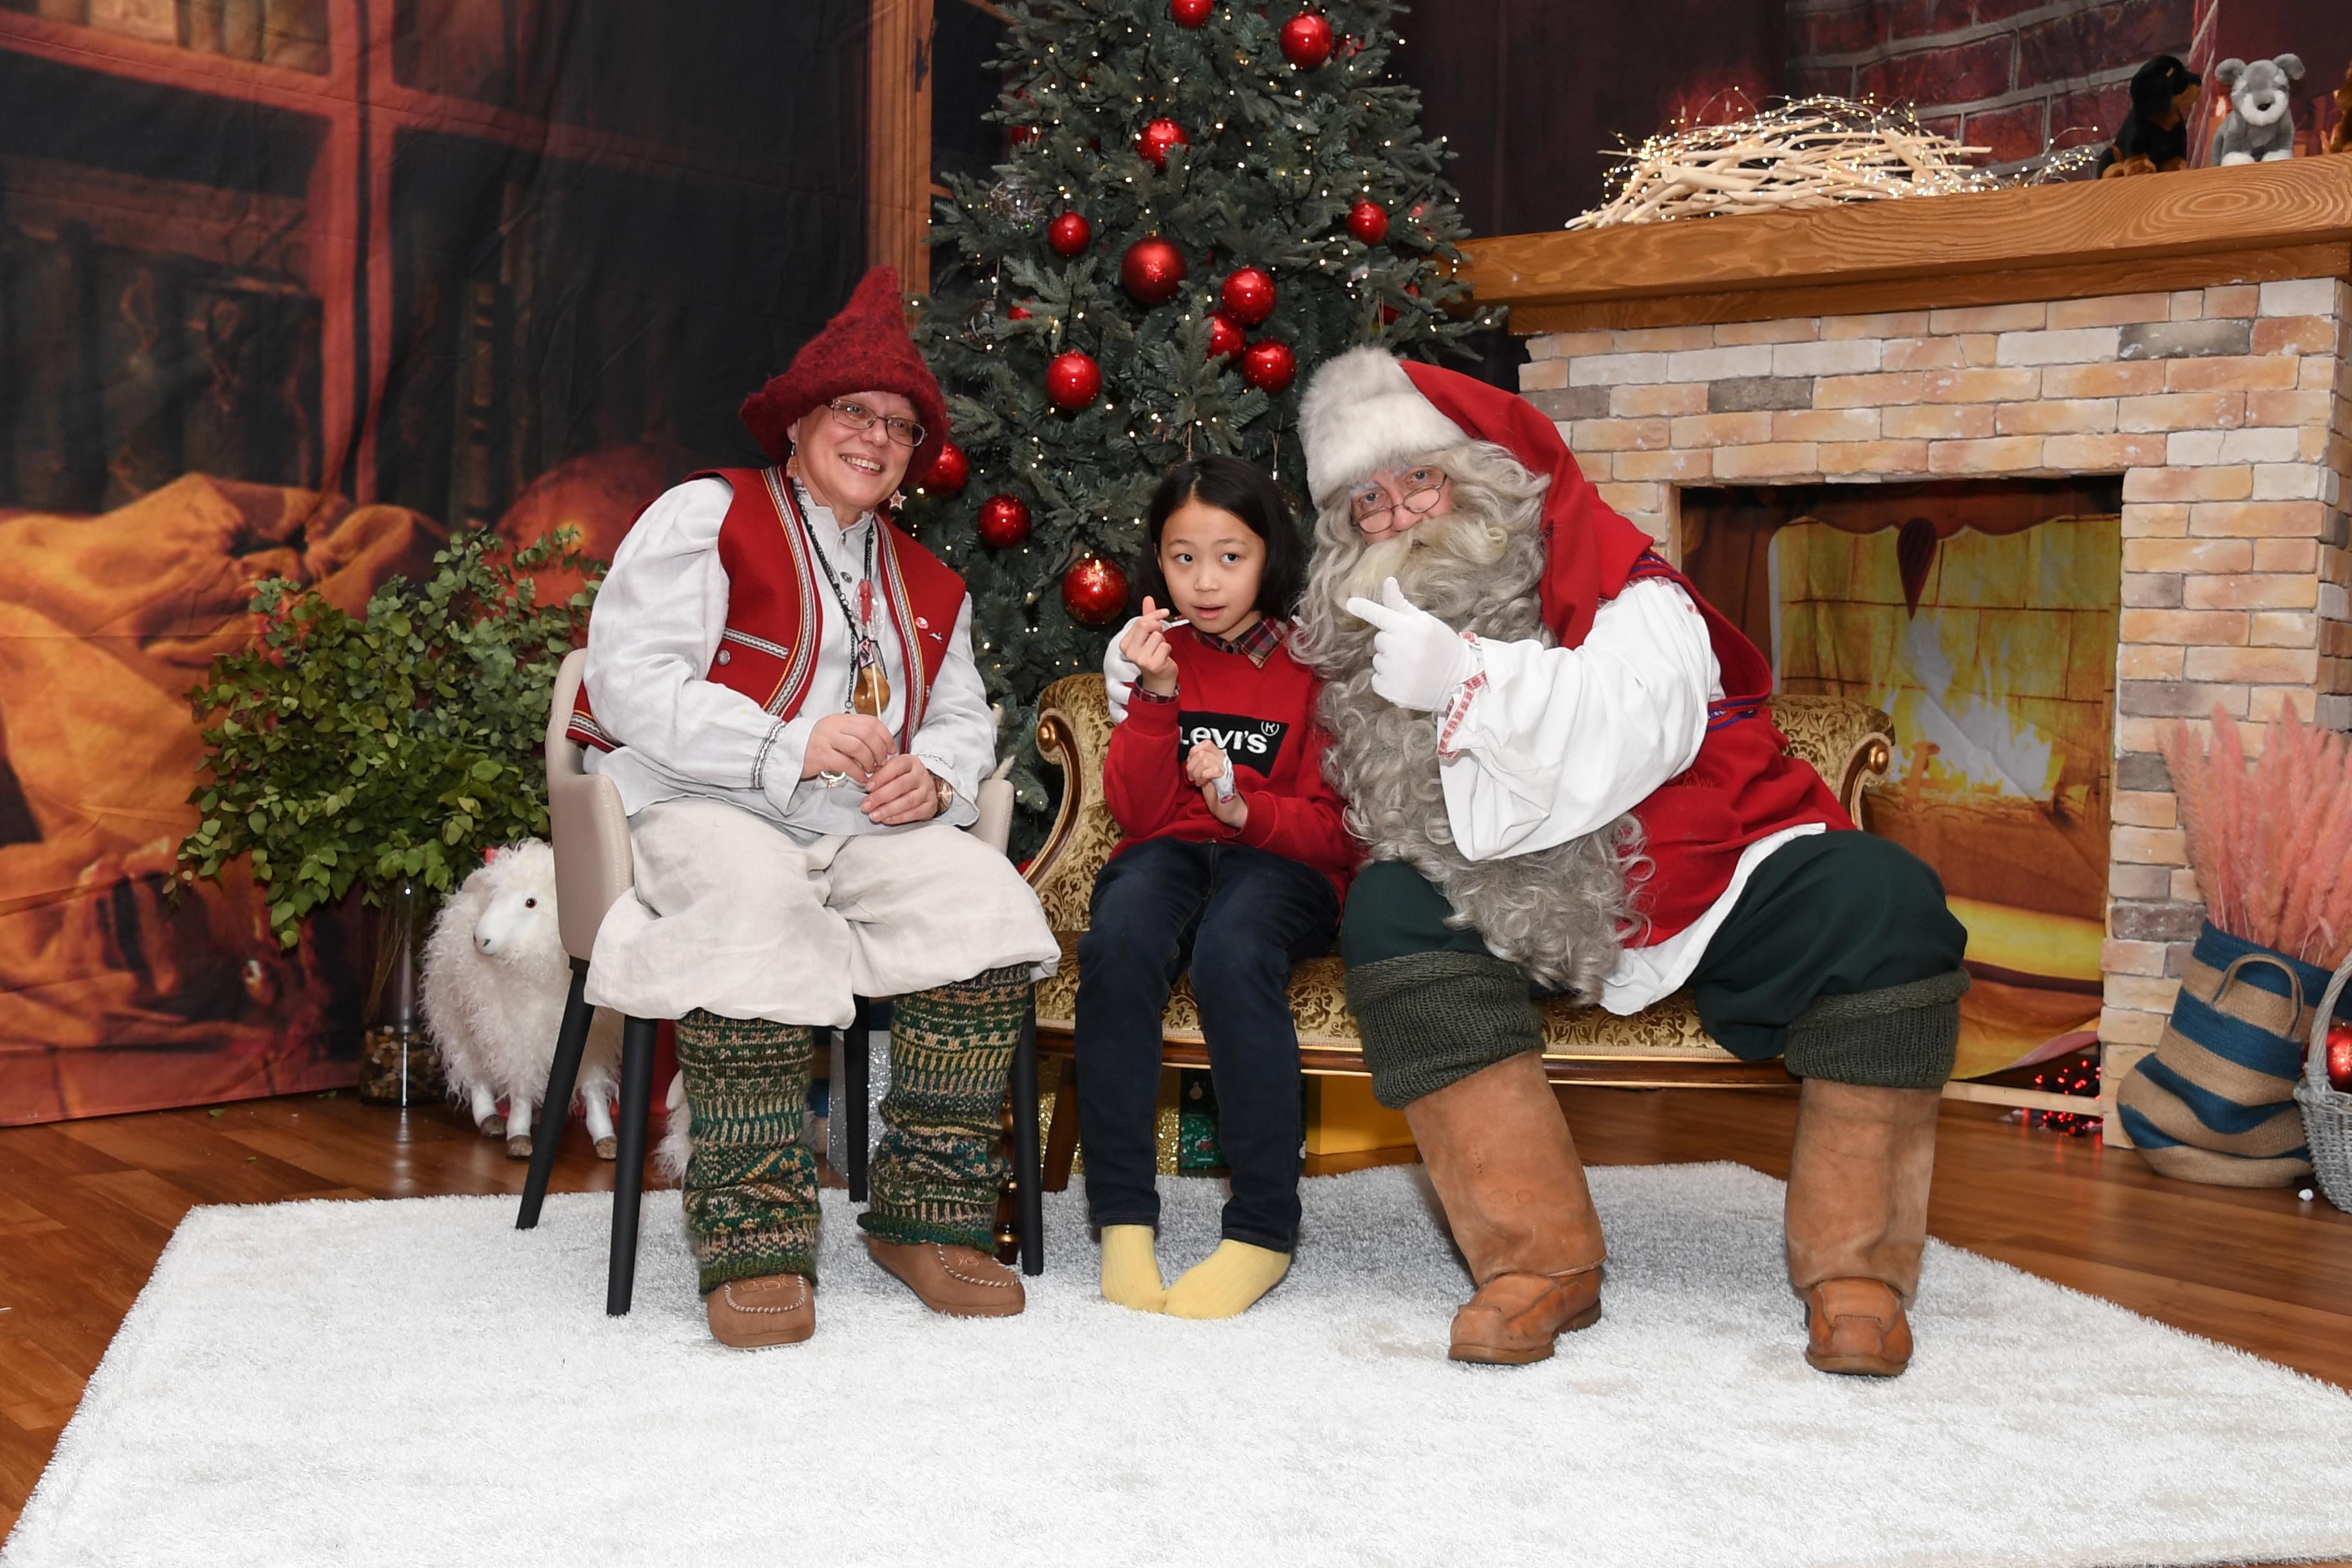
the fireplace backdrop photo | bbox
[0,0,872,1123]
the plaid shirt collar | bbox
[1193,616,1286,667]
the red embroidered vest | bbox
[1611,553,1854,946]
[567,466,966,756]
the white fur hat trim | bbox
[1297,345,1469,505]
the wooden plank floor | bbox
[4,1085,2350,1558]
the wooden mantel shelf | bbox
[1460,158,2352,333]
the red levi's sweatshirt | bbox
[1102,620,1359,901]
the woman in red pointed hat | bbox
[568,266,1056,1346]
[1111,346,1968,1377]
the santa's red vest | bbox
[1605,552,1854,946]
[567,466,966,756]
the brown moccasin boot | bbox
[1801,1278,1914,1376]
[705,1273,816,1348]
[865,1235,1027,1317]
[1785,1078,1941,1377]
[1403,1051,1607,1366]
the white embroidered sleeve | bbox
[1436,577,1718,862]
[909,594,993,828]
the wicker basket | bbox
[2293,956,2352,1212]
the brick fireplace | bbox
[1462,159,2352,1139]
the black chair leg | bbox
[605,1014,658,1316]
[1012,997,1043,1276]
[845,1000,871,1204]
[518,959,594,1231]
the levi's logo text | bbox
[1177,711,1289,776]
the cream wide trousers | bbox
[582,796,1059,1028]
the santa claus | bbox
[1123,348,1968,1375]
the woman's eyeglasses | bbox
[827,398,926,448]
[1349,467,1447,527]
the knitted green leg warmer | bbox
[1347,949,1542,1110]
[1782,969,1971,1089]
[676,1008,818,1293]
[861,965,1030,1250]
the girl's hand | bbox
[1184,739,1228,788]
[1201,777,1248,830]
[1121,596,1179,696]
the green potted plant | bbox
[178,527,602,1104]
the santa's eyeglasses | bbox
[1348,467,1448,527]
[827,398,926,448]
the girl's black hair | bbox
[1133,453,1306,620]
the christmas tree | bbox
[910,0,1496,845]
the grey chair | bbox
[515,649,1044,1313]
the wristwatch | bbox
[932,770,956,817]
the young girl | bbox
[1076,454,1357,1318]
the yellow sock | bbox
[1099,1224,1166,1311]
[1162,1240,1291,1319]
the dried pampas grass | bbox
[2162,705,2352,968]
[1568,95,2106,230]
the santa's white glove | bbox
[1343,577,1476,712]
[1102,614,1145,724]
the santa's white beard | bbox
[1300,476,1645,1000]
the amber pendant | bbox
[853,661,891,718]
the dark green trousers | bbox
[1340,832,1969,1106]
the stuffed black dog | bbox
[2099,55,2203,177]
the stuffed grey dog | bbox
[2212,55,2305,164]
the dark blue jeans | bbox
[1075,836,1340,1251]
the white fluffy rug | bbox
[11,1163,2352,1568]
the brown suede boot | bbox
[1403,1051,1606,1365]
[1785,1078,1941,1377]
[705,1273,816,1348]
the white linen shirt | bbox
[1436,577,1824,1014]
[582,475,995,840]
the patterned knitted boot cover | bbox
[676,1008,818,1293]
[860,965,1030,1250]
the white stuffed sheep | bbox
[422,840,622,1160]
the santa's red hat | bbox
[739,266,950,479]
[1296,346,1651,649]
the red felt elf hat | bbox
[1295,346,1651,649]
[738,266,951,480]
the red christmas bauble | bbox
[1206,310,1246,360]
[1007,303,1032,319]
[925,440,970,495]
[1046,350,1103,410]
[1062,556,1130,625]
[1137,117,1190,170]
[1170,0,1212,23]
[1048,211,1092,257]
[1009,123,1037,147]
[1120,236,1188,306]
[977,493,1032,549]
[1346,199,1389,244]
[2328,1023,2352,1093]
[1241,338,1297,393]
[1279,10,1334,69]
[1220,266,1276,326]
